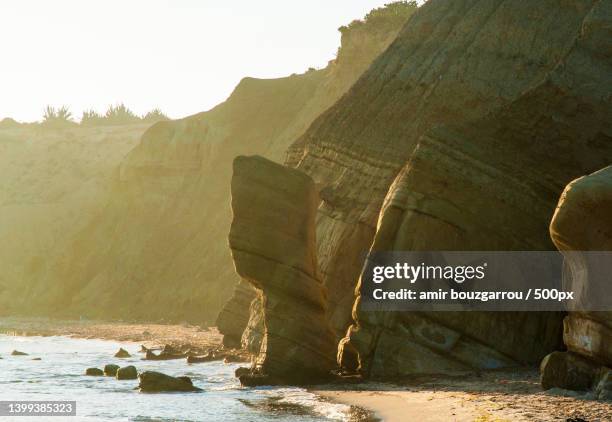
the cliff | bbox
[0,125,147,313]
[12,2,416,324]
[277,0,612,377]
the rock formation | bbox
[228,155,336,385]
[282,0,612,378]
[540,166,612,399]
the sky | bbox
[0,0,401,122]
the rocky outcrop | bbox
[540,166,612,399]
[281,0,612,378]
[228,156,336,385]
[138,371,202,392]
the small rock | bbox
[144,350,185,361]
[85,368,104,376]
[116,365,138,380]
[114,348,131,358]
[31,358,41,361]
[186,353,215,364]
[103,364,120,376]
[11,350,28,356]
[138,371,202,392]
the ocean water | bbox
[0,335,368,422]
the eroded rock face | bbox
[286,0,612,378]
[228,155,336,385]
[541,166,612,398]
[215,281,257,348]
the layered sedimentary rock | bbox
[16,3,414,325]
[228,156,336,385]
[282,0,612,377]
[540,166,612,399]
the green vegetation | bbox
[81,105,169,126]
[142,108,170,123]
[42,105,75,127]
[338,1,418,34]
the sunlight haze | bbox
[0,0,399,122]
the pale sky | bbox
[0,0,402,122]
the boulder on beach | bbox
[116,365,138,380]
[11,350,28,356]
[104,364,120,376]
[85,367,104,376]
[137,371,202,392]
[114,348,131,358]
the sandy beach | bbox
[315,371,612,422]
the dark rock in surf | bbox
[85,367,104,376]
[104,364,120,376]
[116,365,138,380]
[114,348,131,358]
[138,371,202,392]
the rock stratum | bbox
[540,166,612,399]
[5,3,415,324]
[228,156,336,385]
[226,0,612,380]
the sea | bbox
[0,334,372,422]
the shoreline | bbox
[2,317,610,421]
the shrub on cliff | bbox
[142,108,169,123]
[103,103,140,125]
[42,105,76,128]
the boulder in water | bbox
[138,371,202,392]
[116,365,138,380]
[114,348,131,358]
[104,364,120,376]
[11,350,28,356]
[85,367,104,376]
